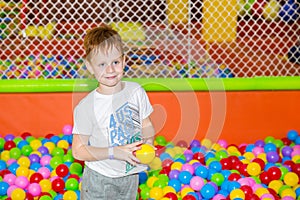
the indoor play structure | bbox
[0,0,300,199]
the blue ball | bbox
[227,181,241,192]
[138,171,148,184]
[264,143,277,153]
[0,160,6,170]
[200,183,216,199]
[287,130,298,141]
[178,171,192,184]
[17,140,29,149]
[0,181,9,196]
[168,179,181,193]
[195,165,209,179]
[208,160,222,172]
[295,136,300,145]
[8,162,19,175]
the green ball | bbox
[215,150,228,160]
[69,162,83,175]
[9,147,22,160]
[13,137,22,146]
[25,136,35,143]
[0,138,5,150]
[65,178,79,190]
[140,186,150,199]
[211,173,225,186]
[39,196,52,200]
[155,136,167,146]
[264,136,275,144]
[63,154,74,163]
[50,156,63,169]
[21,145,33,156]
[153,179,167,188]
[51,147,64,157]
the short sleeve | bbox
[72,103,93,135]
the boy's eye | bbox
[113,61,120,65]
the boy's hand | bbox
[113,141,143,166]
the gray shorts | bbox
[80,166,139,200]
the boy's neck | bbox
[96,82,124,95]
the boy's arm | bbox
[72,134,143,166]
[142,117,155,145]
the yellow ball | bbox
[149,187,163,200]
[149,157,162,171]
[165,148,176,158]
[173,146,183,155]
[135,144,155,164]
[44,142,55,154]
[284,172,299,187]
[57,140,69,149]
[63,190,78,200]
[201,138,212,149]
[255,187,269,198]
[17,156,31,168]
[1,150,10,161]
[147,176,159,188]
[30,139,42,151]
[230,189,245,199]
[243,152,255,161]
[268,180,283,193]
[39,179,52,192]
[11,188,26,200]
[181,186,194,197]
[246,162,261,176]
[16,166,29,177]
[281,188,296,199]
[171,162,183,171]
[163,186,176,195]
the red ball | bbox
[4,140,16,150]
[252,158,265,170]
[0,169,12,178]
[162,159,173,168]
[292,163,300,177]
[247,193,260,200]
[30,172,44,183]
[21,132,32,139]
[38,192,52,200]
[228,173,241,181]
[283,160,295,170]
[228,155,241,166]
[52,178,65,192]
[56,164,69,177]
[182,194,196,200]
[193,152,205,164]
[68,174,80,181]
[45,133,54,140]
[281,137,292,146]
[260,171,271,185]
[155,145,166,157]
[24,192,34,200]
[164,192,178,200]
[267,166,282,180]
[239,164,249,177]
[159,166,171,175]
[220,158,232,170]
[240,185,253,198]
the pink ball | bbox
[252,147,264,156]
[181,163,194,175]
[212,194,226,200]
[62,125,73,135]
[237,178,250,186]
[37,167,51,179]
[291,149,300,157]
[282,196,296,200]
[7,185,18,197]
[28,183,41,197]
[3,174,16,185]
[7,159,17,166]
[217,139,228,148]
[261,193,275,200]
[40,155,51,166]
[15,176,29,189]
[189,176,204,191]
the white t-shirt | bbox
[72,81,153,178]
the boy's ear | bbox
[84,59,94,75]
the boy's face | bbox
[86,46,125,89]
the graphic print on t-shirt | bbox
[108,102,142,173]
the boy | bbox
[72,25,155,199]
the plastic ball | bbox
[51,178,65,193]
[30,139,42,151]
[69,162,83,175]
[29,172,44,183]
[200,183,216,199]
[267,166,282,180]
[190,176,204,191]
[178,171,192,185]
[56,164,69,177]
[211,172,225,186]
[16,166,29,177]
[164,192,178,200]
[247,162,261,176]
[21,145,33,156]
[266,151,280,163]
[11,187,26,199]
[135,144,155,164]
[4,140,16,150]
[65,178,79,191]
[230,188,245,200]
[62,124,73,135]
[283,172,299,186]
[3,174,16,186]
[37,167,51,179]
[0,181,9,196]
[39,179,52,192]
[155,136,167,146]
[63,190,77,200]
[15,176,29,189]
[168,179,181,193]
[149,186,163,200]
[28,183,42,197]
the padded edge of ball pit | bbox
[0,77,300,93]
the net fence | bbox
[0,0,299,79]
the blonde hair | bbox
[84,25,123,61]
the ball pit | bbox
[0,127,299,199]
